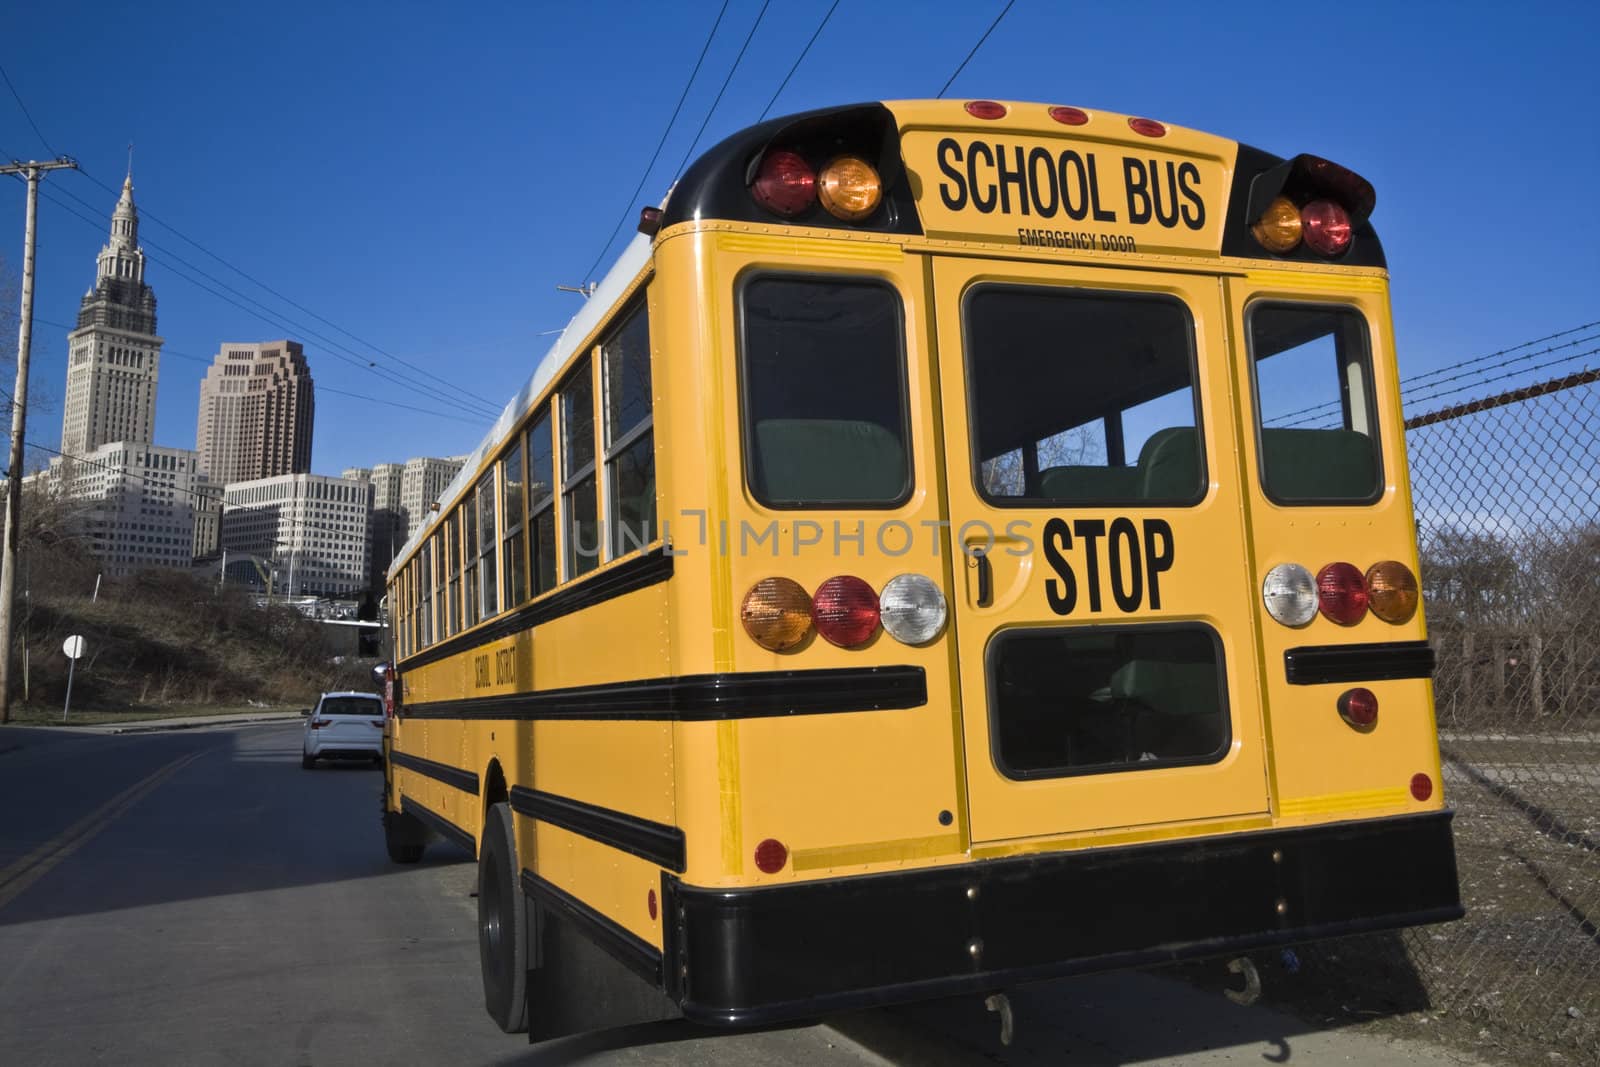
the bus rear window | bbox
[964,286,1203,506]
[989,625,1229,780]
[1248,303,1382,504]
[739,276,910,508]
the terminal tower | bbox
[61,169,163,457]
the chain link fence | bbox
[1400,366,1600,1056]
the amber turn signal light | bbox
[740,577,813,651]
[1364,561,1419,624]
[1251,195,1302,253]
[818,155,882,222]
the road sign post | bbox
[62,634,85,722]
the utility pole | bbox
[0,156,78,723]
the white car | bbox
[301,691,386,768]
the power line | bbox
[582,0,733,285]
[758,0,840,122]
[671,0,773,182]
[32,183,501,423]
[0,61,57,157]
[21,311,484,428]
[40,178,500,420]
[68,165,501,415]
[936,0,1017,98]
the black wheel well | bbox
[482,759,509,828]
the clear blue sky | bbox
[2,1,1596,478]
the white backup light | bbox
[879,574,948,645]
[1263,563,1318,627]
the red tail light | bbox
[1411,773,1434,802]
[812,576,880,647]
[1048,105,1089,126]
[751,149,816,218]
[1128,117,1167,138]
[1316,562,1369,625]
[1301,199,1352,256]
[311,718,332,729]
[965,100,1006,120]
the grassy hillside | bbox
[10,567,375,715]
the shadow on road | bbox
[0,723,472,928]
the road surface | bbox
[0,722,1492,1065]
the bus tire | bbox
[383,807,427,864]
[479,801,528,1033]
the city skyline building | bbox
[61,172,163,459]
[344,462,404,592]
[195,340,314,486]
[220,473,371,598]
[400,455,467,540]
[54,444,200,577]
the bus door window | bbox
[1247,304,1381,504]
[526,410,557,593]
[738,275,911,508]
[602,301,655,557]
[501,441,526,607]
[964,286,1203,506]
[561,357,600,578]
[476,470,498,620]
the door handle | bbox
[973,550,993,608]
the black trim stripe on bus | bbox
[510,786,686,873]
[400,797,476,855]
[399,665,927,723]
[389,750,480,796]
[398,547,674,673]
[521,868,663,985]
[1284,640,1435,685]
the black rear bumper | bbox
[661,810,1461,1026]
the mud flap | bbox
[526,893,681,1043]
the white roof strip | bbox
[388,234,653,576]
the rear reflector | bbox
[1048,105,1089,126]
[754,838,789,874]
[1337,687,1378,729]
[1411,773,1434,802]
[965,100,1007,120]
[1128,117,1167,137]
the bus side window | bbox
[1248,303,1382,504]
[501,440,526,608]
[602,300,654,558]
[561,357,600,578]
[526,410,557,593]
[476,470,497,620]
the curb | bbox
[103,715,303,735]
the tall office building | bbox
[56,444,200,577]
[195,341,314,485]
[400,455,467,539]
[62,173,163,458]
[344,462,405,592]
[220,473,372,598]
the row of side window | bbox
[395,296,654,657]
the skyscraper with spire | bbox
[61,168,162,457]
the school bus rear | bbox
[645,99,1460,1024]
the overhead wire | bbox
[0,61,57,157]
[581,0,734,285]
[68,165,501,415]
[936,0,1017,98]
[670,0,773,182]
[32,182,501,422]
[757,0,840,122]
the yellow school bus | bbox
[380,99,1461,1038]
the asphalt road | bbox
[0,722,1494,1066]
